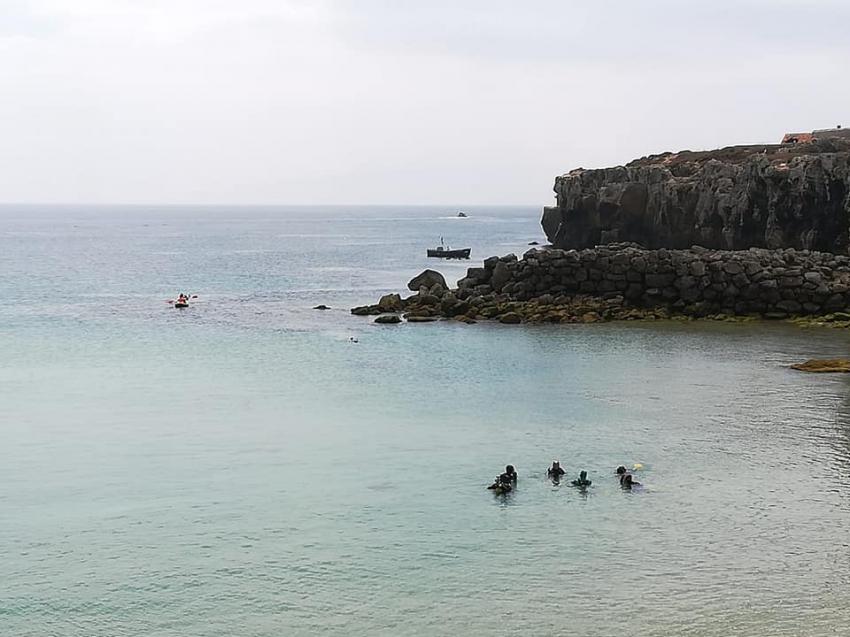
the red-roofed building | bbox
[781,132,814,144]
[782,126,849,144]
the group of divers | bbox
[487,461,642,495]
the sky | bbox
[0,0,848,205]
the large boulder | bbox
[374,314,401,324]
[490,262,512,292]
[408,269,447,292]
[378,293,402,312]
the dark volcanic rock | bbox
[543,139,850,253]
[378,293,402,312]
[408,270,447,292]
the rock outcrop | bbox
[791,359,850,373]
[542,139,850,253]
[407,270,447,292]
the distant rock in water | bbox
[542,138,850,253]
[313,304,331,310]
[791,359,850,373]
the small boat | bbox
[427,246,471,259]
[174,301,189,308]
[457,211,468,218]
[427,238,470,259]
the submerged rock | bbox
[790,359,850,373]
[351,304,382,316]
[313,304,331,310]
[374,314,401,324]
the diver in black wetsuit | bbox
[547,460,565,479]
[501,465,518,484]
[487,465,517,492]
[571,470,592,487]
[621,473,640,490]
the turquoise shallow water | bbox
[2,206,850,636]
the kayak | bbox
[174,302,189,308]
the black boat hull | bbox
[427,248,470,259]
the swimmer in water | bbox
[616,465,627,478]
[571,470,592,487]
[547,460,565,478]
[621,473,640,490]
[487,474,512,493]
[501,464,518,484]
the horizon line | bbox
[0,202,544,208]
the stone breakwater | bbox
[352,244,850,325]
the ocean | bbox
[2,205,850,636]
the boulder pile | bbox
[352,243,850,324]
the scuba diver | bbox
[571,470,592,487]
[501,464,518,484]
[621,473,641,490]
[487,464,517,494]
[487,476,512,494]
[616,465,627,479]
[547,460,565,478]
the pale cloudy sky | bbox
[1,0,847,204]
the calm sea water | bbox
[2,205,850,637]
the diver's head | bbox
[552,460,560,469]
[506,464,515,474]
[616,465,626,475]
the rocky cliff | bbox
[542,139,850,253]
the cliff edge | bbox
[542,138,850,253]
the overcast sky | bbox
[1,0,847,205]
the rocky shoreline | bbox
[352,244,850,327]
